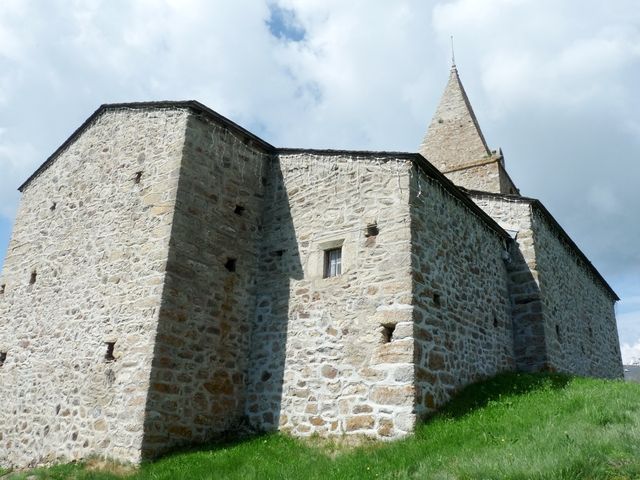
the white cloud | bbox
[0,0,638,349]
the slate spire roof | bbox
[419,65,491,172]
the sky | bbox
[0,0,638,361]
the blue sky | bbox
[0,0,638,360]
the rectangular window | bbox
[324,248,342,278]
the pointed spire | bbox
[419,65,491,172]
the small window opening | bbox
[324,248,342,278]
[104,342,116,362]
[493,315,498,328]
[134,171,143,184]
[588,327,593,338]
[365,223,379,237]
[433,293,441,307]
[0,284,5,295]
[581,345,585,354]
[555,324,562,342]
[50,202,57,211]
[224,258,237,272]
[0,351,6,367]
[381,324,396,344]
[274,249,285,257]
[234,205,245,216]
[29,271,37,285]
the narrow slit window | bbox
[324,248,342,278]
[134,171,143,184]
[433,293,441,307]
[104,342,116,362]
[30,271,37,285]
[0,351,6,367]
[0,284,5,295]
[555,324,562,342]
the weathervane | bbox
[451,35,456,69]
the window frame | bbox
[324,247,342,278]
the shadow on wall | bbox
[139,114,302,459]
[245,158,304,431]
[506,239,548,373]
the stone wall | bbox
[141,111,271,458]
[470,193,622,377]
[0,108,188,467]
[469,194,547,371]
[246,152,416,439]
[532,208,622,378]
[410,170,515,418]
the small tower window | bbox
[30,271,37,285]
[324,248,342,278]
[0,284,5,295]
[134,171,143,184]
[555,324,562,342]
[0,351,6,367]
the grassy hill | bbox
[3,373,640,480]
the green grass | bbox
[6,373,640,479]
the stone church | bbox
[0,65,622,468]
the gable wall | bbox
[0,108,188,467]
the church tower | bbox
[419,65,519,195]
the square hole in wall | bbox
[365,223,379,237]
[234,205,245,216]
[381,324,396,343]
[225,258,237,272]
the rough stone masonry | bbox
[0,66,622,468]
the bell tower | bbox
[419,65,519,195]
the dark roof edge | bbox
[279,149,509,240]
[466,189,619,301]
[17,101,507,242]
[277,148,421,159]
[18,100,276,192]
